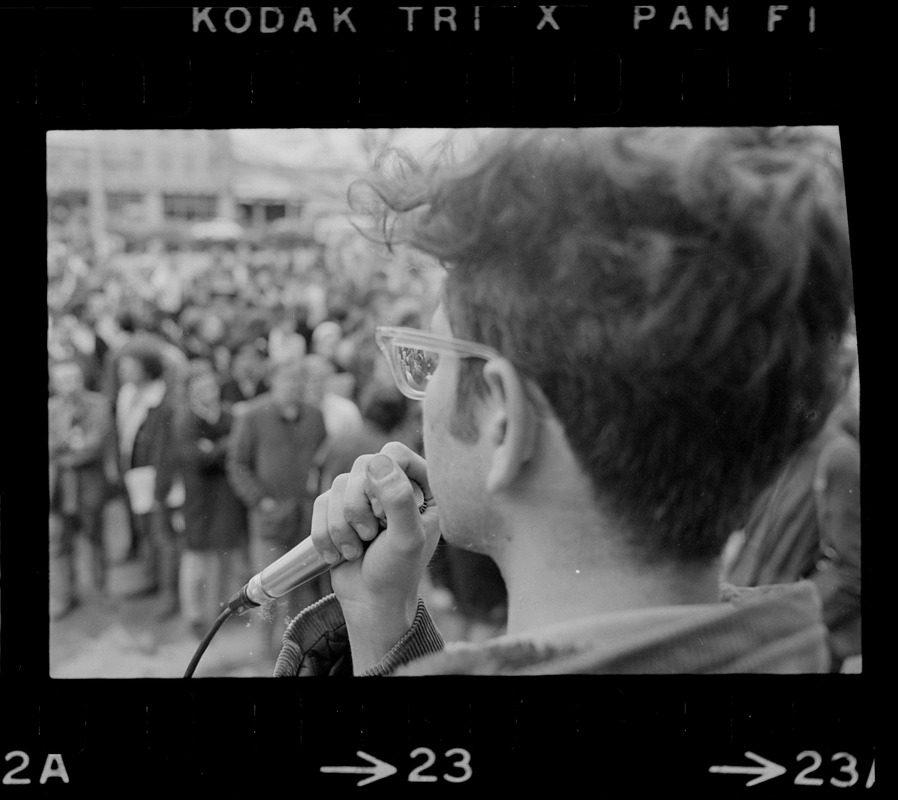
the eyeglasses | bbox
[374,326,504,401]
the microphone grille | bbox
[411,480,426,514]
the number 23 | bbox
[408,747,473,783]
[795,750,860,788]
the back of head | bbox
[298,353,336,407]
[119,334,167,383]
[359,127,854,566]
[312,321,343,352]
[266,354,307,386]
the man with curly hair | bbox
[275,127,855,676]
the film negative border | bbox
[0,0,877,793]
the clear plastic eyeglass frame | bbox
[374,326,503,401]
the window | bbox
[107,192,146,221]
[238,203,254,225]
[265,203,286,222]
[162,194,218,221]
[48,192,89,222]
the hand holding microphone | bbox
[230,443,437,620]
[201,443,438,678]
[310,443,441,673]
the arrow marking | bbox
[321,751,398,787]
[709,751,787,787]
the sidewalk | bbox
[50,500,274,678]
[50,592,274,678]
[50,500,505,678]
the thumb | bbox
[366,453,424,553]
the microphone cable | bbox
[183,607,233,678]
[183,585,267,677]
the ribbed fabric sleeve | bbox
[274,594,445,677]
[360,599,446,676]
[274,594,353,677]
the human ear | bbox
[480,359,539,493]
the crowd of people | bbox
[48,221,508,664]
[49,127,862,676]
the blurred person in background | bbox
[80,293,113,371]
[49,359,115,619]
[185,311,230,364]
[724,332,861,671]
[268,306,309,364]
[115,337,182,619]
[318,385,410,492]
[311,320,357,400]
[311,320,343,366]
[333,316,383,405]
[301,354,363,444]
[176,360,249,639]
[103,314,188,410]
[220,341,269,416]
[48,313,106,393]
[93,309,135,398]
[211,343,232,381]
[227,355,328,660]
[180,316,214,362]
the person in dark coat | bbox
[49,358,115,619]
[724,341,861,671]
[317,385,411,491]
[219,341,268,416]
[115,337,181,618]
[176,360,249,638]
[227,355,329,660]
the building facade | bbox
[47,129,356,247]
[47,130,235,237]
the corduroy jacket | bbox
[274,581,829,676]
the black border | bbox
[2,1,879,792]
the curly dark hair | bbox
[119,335,167,382]
[352,128,854,565]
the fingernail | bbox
[323,550,338,564]
[357,524,374,541]
[368,454,393,479]
[341,545,359,561]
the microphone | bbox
[227,479,427,615]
